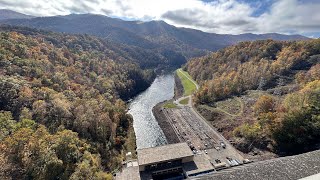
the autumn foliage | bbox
[0,26,154,179]
[186,39,320,104]
[186,39,320,155]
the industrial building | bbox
[117,142,219,179]
[137,143,194,179]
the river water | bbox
[128,73,175,149]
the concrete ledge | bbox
[195,149,320,180]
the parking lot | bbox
[162,106,244,168]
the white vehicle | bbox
[226,159,233,166]
[235,159,243,165]
[243,159,252,164]
[231,159,239,166]
[220,141,226,148]
[213,162,227,170]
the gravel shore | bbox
[174,73,183,99]
[152,102,180,144]
[152,72,184,144]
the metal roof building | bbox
[138,143,194,168]
[117,143,194,180]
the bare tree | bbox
[273,78,285,96]
[257,77,266,90]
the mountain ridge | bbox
[0,9,309,62]
[0,9,34,20]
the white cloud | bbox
[0,0,319,35]
[161,0,256,34]
[257,0,320,34]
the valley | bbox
[0,9,310,71]
[0,7,319,180]
[145,68,246,178]
[133,39,320,179]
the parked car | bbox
[220,141,226,148]
[243,159,252,164]
[213,162,227,170]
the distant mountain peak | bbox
[0,13,309,59]
[135,19,167,25]
[0,9,34,20]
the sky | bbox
[0,0,319,37]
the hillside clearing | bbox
[215,97,244,117]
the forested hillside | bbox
[1,12,308,64]
[0,26,154,179]
[185,39,320,156]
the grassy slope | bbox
[163,102,177,108]
[176,68,197,96]
[179,97,189,105]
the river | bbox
[128,73,175,149]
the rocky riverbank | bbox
[152,102,180,144]
[174,73,184,99]
[151,72,183,144]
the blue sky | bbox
[239,0,273,16]
[200,0,271,16]
[0,0,319,37]
[200,0,273,16]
